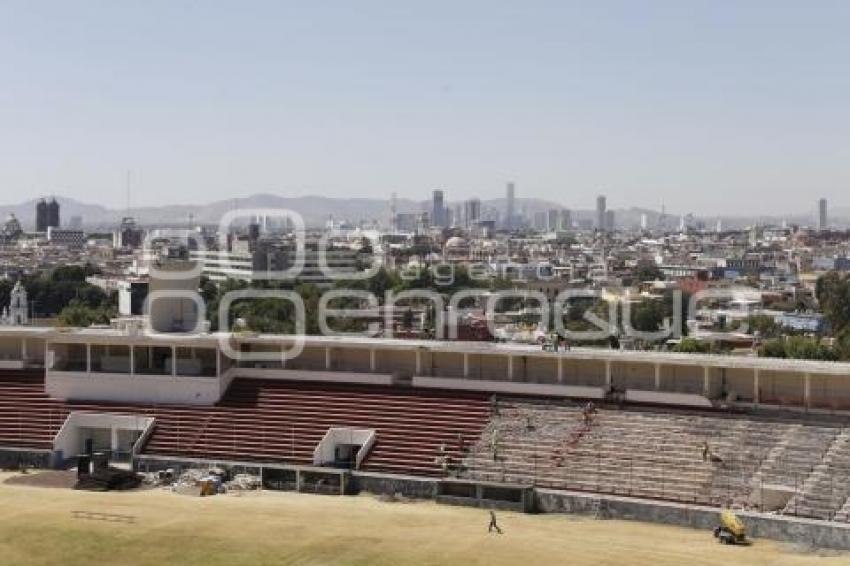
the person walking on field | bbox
[488,510,503,534]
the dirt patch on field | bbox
[3,470,77,489]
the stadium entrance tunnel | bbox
[313,427,376,469]
[436,479,535,513]
[52,412,155,466]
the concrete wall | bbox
[526,356,558,384]
[612,361,655,391]
[660,364,703,394]
[760,370,805,406]
[129,452,850,550]
[724,368,756,402]
[432,352,465,378]
[810,375,850,410]
[0,448,52,469]
[332,348,372,373]
[289,346,326,371]
[0,337,22,360]
[375,349,417,375]
[46,371,222,405]
[535,488,850,550]
[352,472,437,500]
[478,354,509,381]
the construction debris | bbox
[143,467,262,496]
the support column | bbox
[604,360,612,388]
[557,356,564,384]
[703,366,711,397]
[415,350,422,375]
[86,344,91,373]
[753,368,760,406]
[654,363,662,391]
[463,353,469,378]
[130,347,136,377]
[325,347,332,370]
[369,349,376,372]
[804,373,812,412]
[110,426,119,453]
[507,355,514,381]
[172,346,177,376]
[21,338,27,363]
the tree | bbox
[57,300,114,327]
[816,272,850,334]
[672,338,711,354]
[402,308,414,330]
[635,261,664,283]
[758,338,787,359]
[758,336,836,361]
[630,300,664,334]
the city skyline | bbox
[1,1,849,214]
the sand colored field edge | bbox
[0,472,846,566]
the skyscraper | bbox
[547,209,560,231]
[819,198,828,231]
[432,190,446,228]
[35,199,49,232]
[47,198,60,229]
[464,198,481,228]
[596,195,607,231]
[505,182,515,230]
[605,209,615,232]
[560,209,572,231]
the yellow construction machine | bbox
[713,510,747,545]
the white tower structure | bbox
[2,281,28,326]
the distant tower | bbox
[640,213,648,230]
[47,198,60,229]
[390,192,397,233]
[605,209,615,232]
[596,195,607,231]
[560,209,572,231]
[432,190,446,228]
[505,182,515,230]
[464,198,481,228]
[36,199,49,232]
[819,198,828,231]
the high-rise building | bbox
[605,210,615,232]
[464,198,481,228]
[596,195,607,231]
[432,190,446,228]
[117,217,144,249]
[819,198,828,231]
[547,209,560,231]
[505,182,515,230]
[533,211,547,231]
[560,209,572,231]
[36,199,49,232]
[47,198,60,229]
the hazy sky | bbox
[1,1,848,215]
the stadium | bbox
[2,311,850,556]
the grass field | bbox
[0,472,846,566]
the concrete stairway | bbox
[783,430,850,520]
[461,399,844,511]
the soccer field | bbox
[0,472,845,566]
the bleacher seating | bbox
[460,399,844,509]
[0,370,489,477]
[5,368,850,522]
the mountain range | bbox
[0,194,843,231]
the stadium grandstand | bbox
[2,322,850,535]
